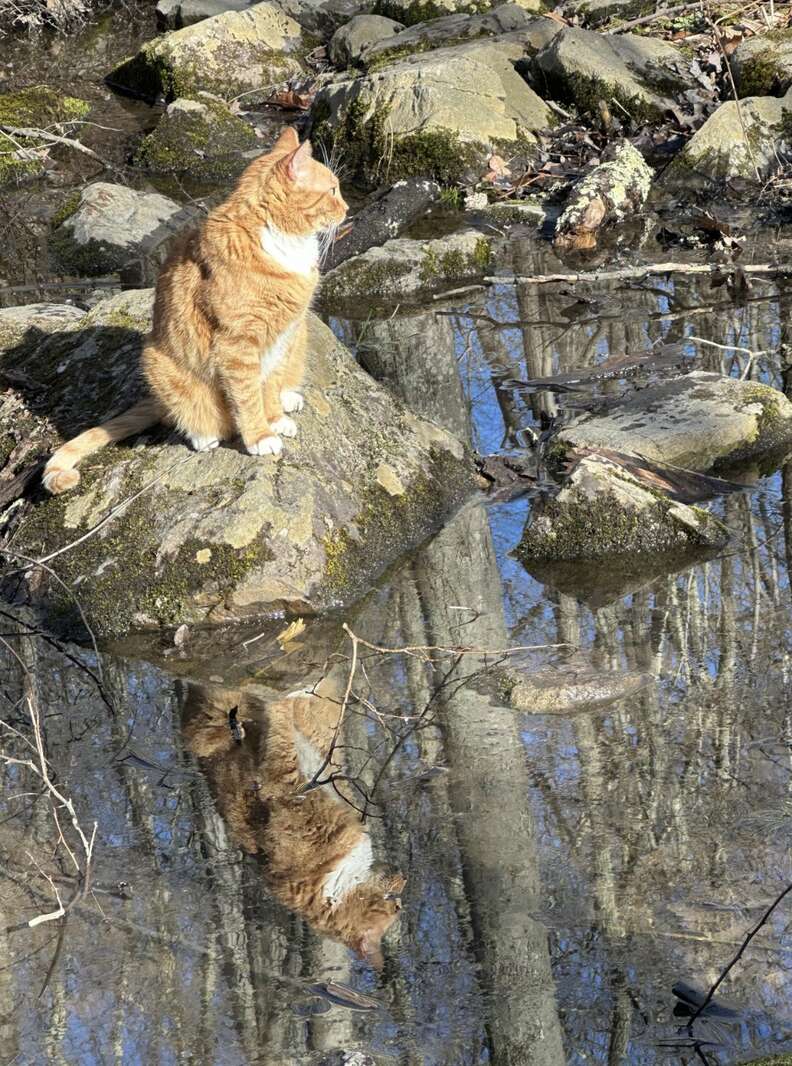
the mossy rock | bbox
[312,41,552,188]
[373,0,493,26]
[135,94,257,181]
[321,229,492,307]
[731,30,792,98]
[3,290,475,637]
[531,26,696,124]
[0,85,90,185]
[107,2,308,102]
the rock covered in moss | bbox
[135,94,258,181]
[518,453,729,564]
[108,2,307,101]
[554,140,652,249]
[313,40,553,187]
[3,289,474,637]
[156,0,255,30]
[0,85,90,185]
[662,86,792,186]
[731,30,792,98]
[558,372,792,473]
[531,26,695,122]
[322,229,492,304]
[157,0,369,35]
[330,14,404,67]
[359,2,540,68]
[50,182,198,278]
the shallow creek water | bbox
[1,228,792,1066]
[1,14,792,1063]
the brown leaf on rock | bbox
[266,88,315,111]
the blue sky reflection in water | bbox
[1,234,791,1065]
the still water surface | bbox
[2,234,792,1065]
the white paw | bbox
[281,390,304,413]
[189,434,220,452]
[247,435,282,456]
[270,415,297,438]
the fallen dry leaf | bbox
[266,88,315,111]
[277,618,306,650]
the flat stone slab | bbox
[322,229,492,305]
[1,290,475,637]
[558,372,792,472]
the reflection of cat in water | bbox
[182,680,405,968]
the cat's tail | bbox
[42,396,164,495]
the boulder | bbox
[156,0,257,29]
[0,85,90,185]
[372,0,541,26]
[574,0,654,27]
[321,229,492,305]
[50,183,199,278]
[502,661,652,714]
[1,290,474,637]
[663,87,792,186]
[518,453,729,562]
[329,13,403,66]
[313,40,554,186]
[324,176,440,268]
[558,372,792,473]
[731,29,792,98]
[134,94,258,182]
[108,2,307,102]
[359,3,539,68]
[531,26,696,122]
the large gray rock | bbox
[330,13,403,66]
[663,86,792,186]
[109,2,307,101]
[359,3,540,68]
[134,94,258,181]
[157,0,370,34]
[532,26,696,121]
[313,40,554,186]
[50,183,198,278]
[1,291,474,637]
[373,0,540,26]
[518,453,729,562]
[322,229,492,305]
[731,29,792,97]
[558,372,792,472]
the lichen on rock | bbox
[108,3,308,101]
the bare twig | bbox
[485,262,792,286]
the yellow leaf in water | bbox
[277,618,306,650]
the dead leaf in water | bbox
[277,618,306,650]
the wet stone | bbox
[558,371,792,473]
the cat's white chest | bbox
[260,224,318,277]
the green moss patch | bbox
[135,95,257,180]
[0,85,90,185]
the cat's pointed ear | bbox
[274,126,299,152]
[356,930,384,971]
[285,139,313,182]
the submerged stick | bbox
[485,262,792,287]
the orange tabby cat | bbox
[43,127,348,494]
[182,679,405,968]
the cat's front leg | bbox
[279,317,308,419]
[215,336,281,456]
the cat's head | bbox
[241,126,348,237]
[336,870,407,970]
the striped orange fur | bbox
[43,127,348,494]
